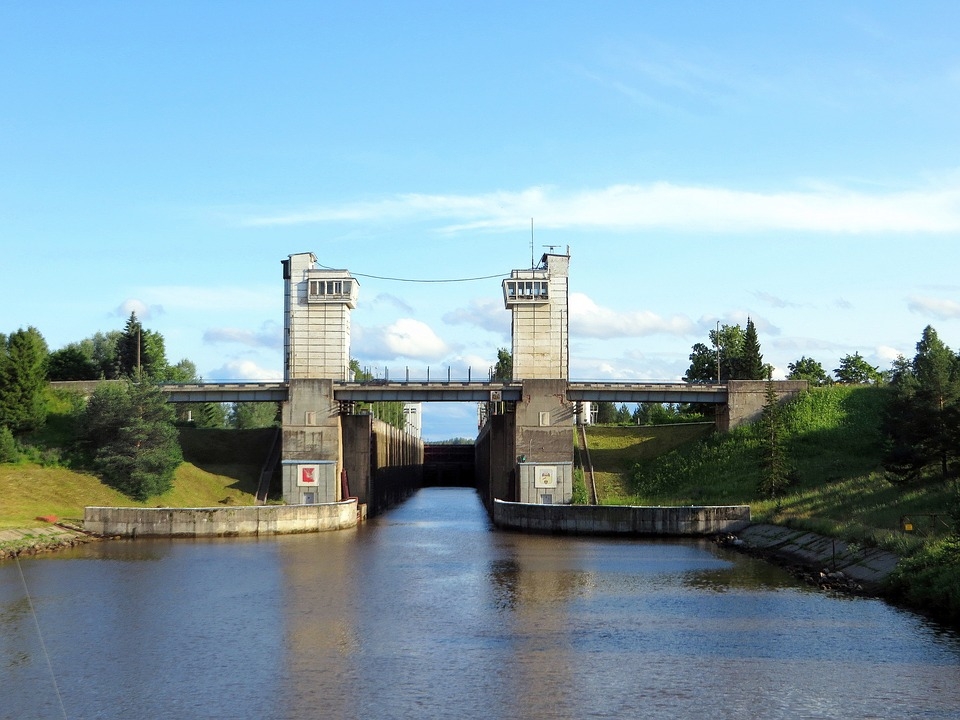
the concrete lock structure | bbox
[277,250,577,507]
[501,252,574,503]
[268,248,804,511]
[280,253,358,505]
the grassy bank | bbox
[582,385,960,624]
[0,427,272,529]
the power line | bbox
[315,262,510,283]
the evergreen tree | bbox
[595,401,617,424]
[194,402,229,428]
[116,313,168,380]
[758,379,789,503]
[230,402,280,429]
[883,327,960,483]
[733,317,765,380]
[0,426,19,463]
[614,403,632,424]
[80,378,182,500]
[0,326,49,432]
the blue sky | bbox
[3,2,960,440]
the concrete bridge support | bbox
[280,378,343,505]
[719,380,808,431]
[513,379,575,504]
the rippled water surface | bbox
[3,487,960,720]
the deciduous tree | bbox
[684,324,746,383]
[787,356,832,386]
[491,348,513,382]
[834,352,882,384]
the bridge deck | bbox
[160,381,727,404]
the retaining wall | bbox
[84,501,359,538]
[493,501,750,535]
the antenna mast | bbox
[530,218,534,268]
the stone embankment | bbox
[720,523,901,595]
[0,523,97,560]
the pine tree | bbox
[116,313,168,380]
[758,378,789,504]
[736,317,766,380]
[0,326,49,432]
[80,379,182,500]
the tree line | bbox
[0,313,280,500]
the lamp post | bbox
[715,320,721,384]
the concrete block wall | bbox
[475,411,516,509]
[341,414,425,516]
[84,502,359,537]
[492,501,751,535]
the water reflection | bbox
[2,487,959,720]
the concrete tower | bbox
[502,250,574,504]
[280,253,359,505]
[502,250,569,381]
[282,252,359,382]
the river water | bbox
[3,487,960,720]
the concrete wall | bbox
[514,379,575,503]
[84,501,359,538]
[281,378,343,504]
[368,417,424,515]
[342,414,424,516]
[721,379,808,430]
[475,411,516,509]
[492,501,750,535]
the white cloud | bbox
[876,345,906,362]
[206,359,282,382]
[115,298,163,320]
[353,318,450,361]
[908,295,960,320]
[570,292,696,339]
[241,178,960,235]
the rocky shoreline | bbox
[717,522,901,597]
[0,522,101,560]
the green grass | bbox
[0,426,274,529]
[585,387,956,552]
[578,423,714,501]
